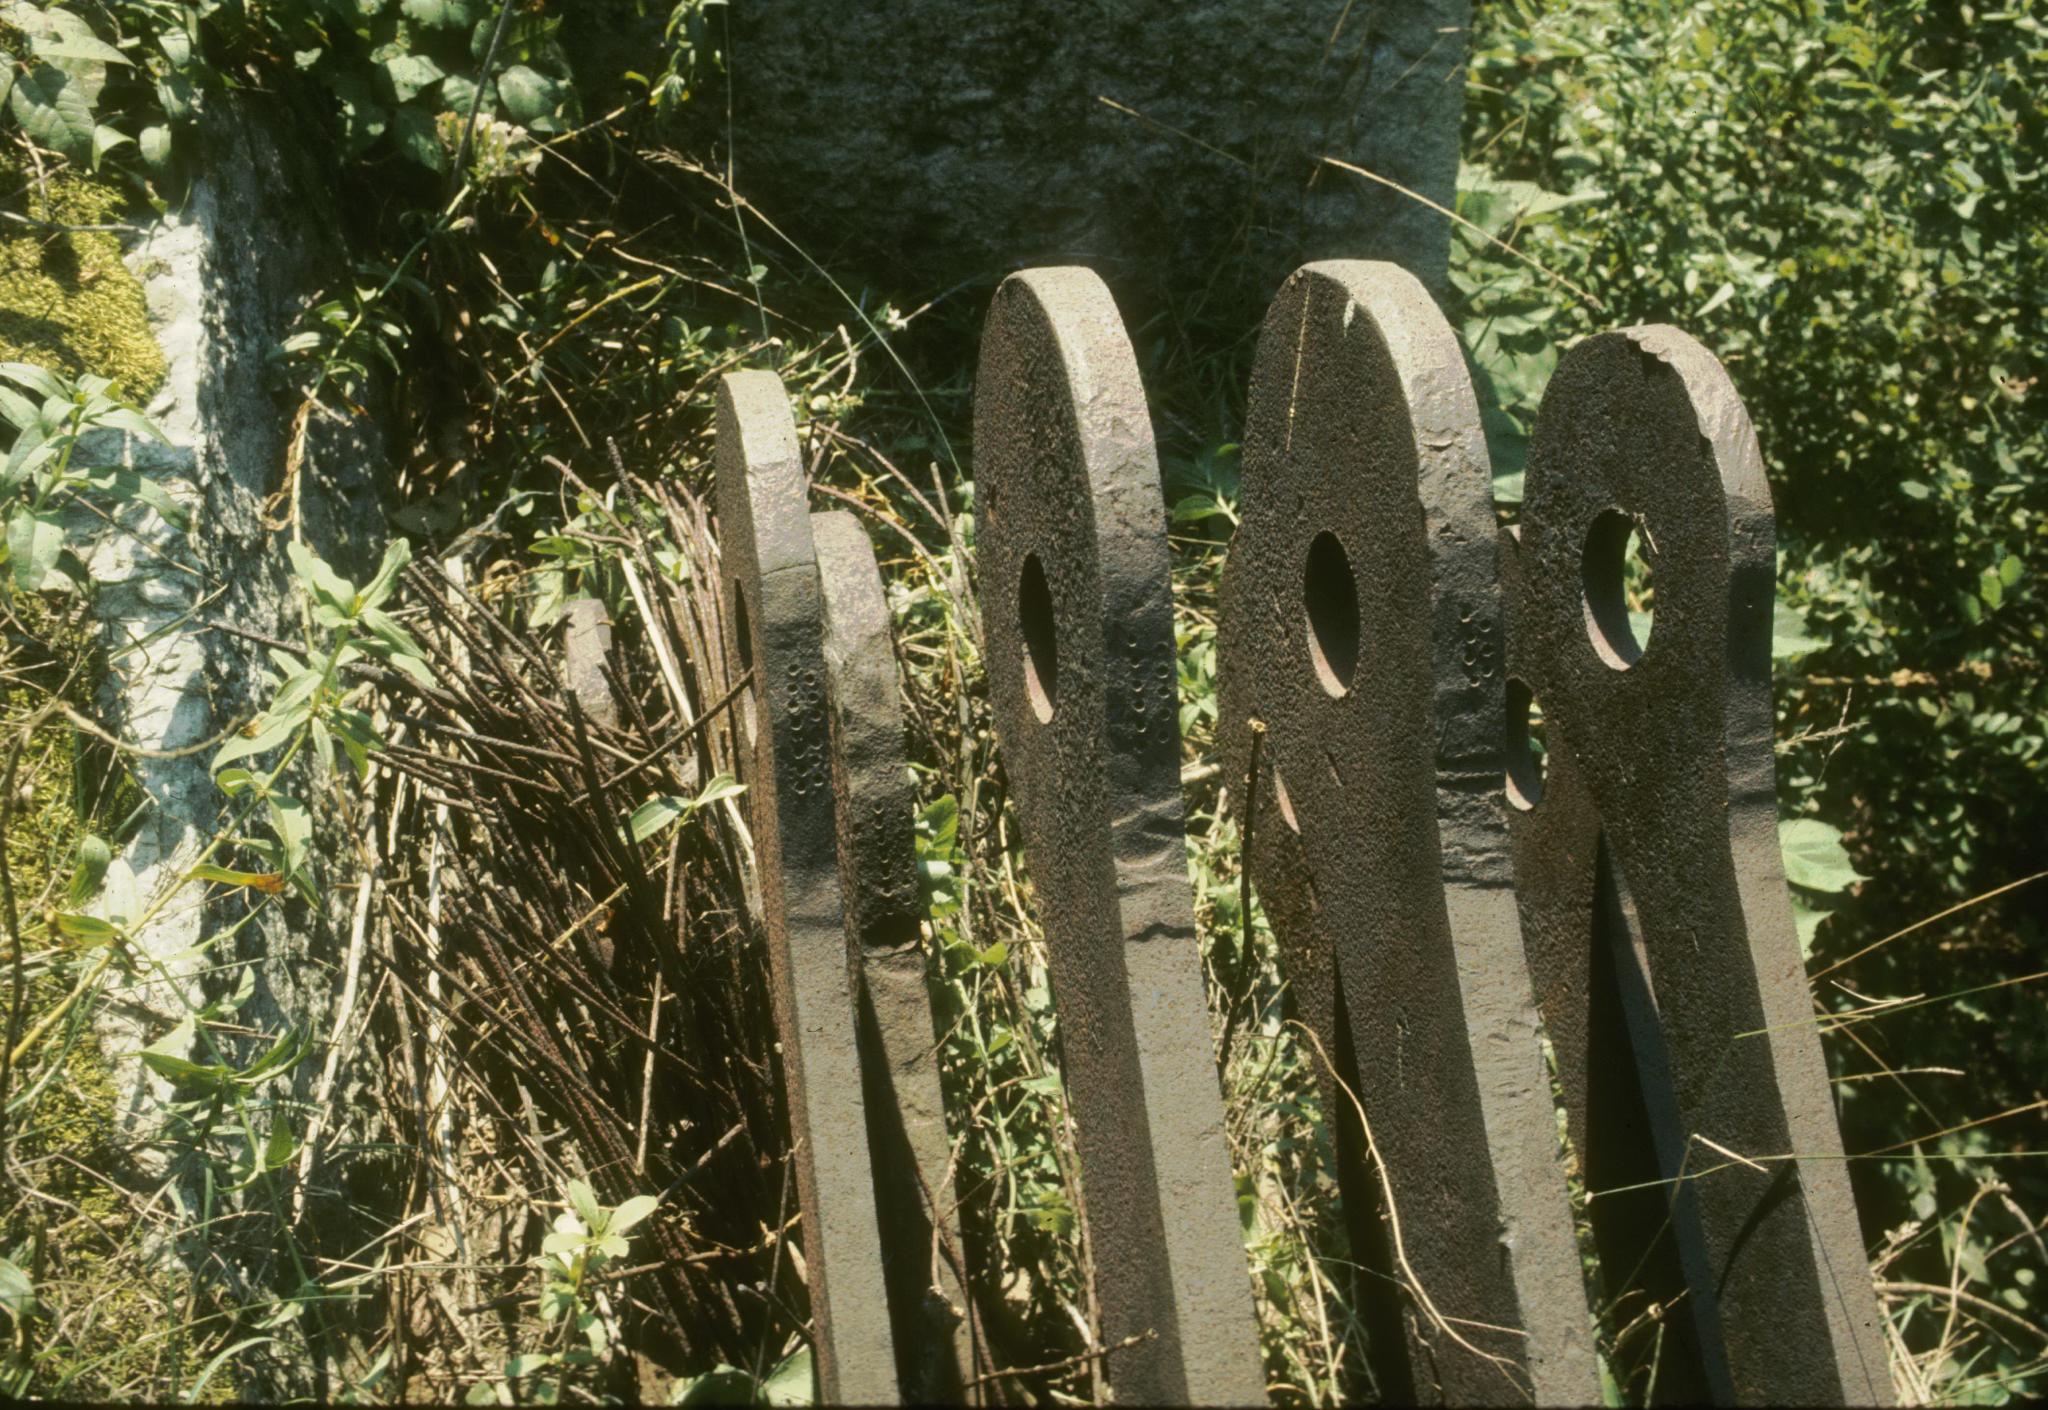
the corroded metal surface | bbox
[1499,526,1717,1405]
[1515,327,1891,1404]
[1217,260,1598,1406]
[972,266,1266,1407]
[811,509,982,1404]
[714,372,901,1405]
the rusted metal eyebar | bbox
[810,508,984,1403]
[714,371,901,1404]
[973,267,1267,1407]
[1500,526,1717,1404]
[1510,327,1890,1404]
[1218,260,1599,1407]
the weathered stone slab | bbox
[721,2,1469,327]
[1515,327,1891,1404]
[972,267,1265,1406]
[810,508,983,1403]
[1217,260,1598,1405]
[714,372,900,1405]
[561,597,621,730]
[1498,527,1717,1405]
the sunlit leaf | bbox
[1780,817,1865,896]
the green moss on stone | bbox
[0,168,165,401]
[0,600,192,1399]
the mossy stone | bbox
[0,168,165,402]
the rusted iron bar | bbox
[1513,327,1891,1404]
[714,370,902,1405]
[811,508,985,1403]
[972,266,1266,1407]
[1499,526,1717,1405]
[1218,260,1599,1406]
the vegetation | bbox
[0,0,2040,1404]
[1458,3,2046,1399]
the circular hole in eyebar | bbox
[1581,509,1655,669]
[1504,676,1547,810]
[1303,530,1361,697]
[1018,551,1058,724]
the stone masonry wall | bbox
[720,1,1469,326]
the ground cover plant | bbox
[0,0,2042,1403]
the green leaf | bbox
[3,429,51,495]
[626,794,686,843]
[0,1256,36,1325]
[0,384,39,431]
[360,607,424,659]
[240,1024,309,1084]
[628,774,745,843]
[441,72,480,119]
[359,538,412,611]
[609,1194,659,1235]
[7,507,65,591]
[529,569,568,628]
[259,1119,296,1174]
[287,540,358,613]
[542,1223,583,1262]
[403,0,478,27]
[188,863,286,892]
[918,794,959,849]
[495,65,562,128]
[54,912,118,944]
[392,104,448,172]
[8,64,98,159]
[139,1018,235,1093]
[690,773,745,812]
[1787,890,1832,961]
[268,793,312,875]
[31,32,133,68]
[268,667,326,718]
[156,70,196,121]
[380,52,445,105]
[66,834,110,905]
[761,1346,814,1407]
[94,405,171,443]
[313,717,340,778]
[90,123,130,168]
[0,363,68,401]
[144,1015,194,1059]
[672,1367,766,1406]
[81,468,188,530]
[1779,817,1865,896]
[327,705,378,779]
[1771,602,1824,660]
[566,1179,604,1232]
[157,24,194,71]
